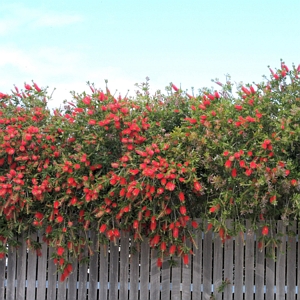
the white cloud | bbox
[0,3,83,36]
[0,45,158,110]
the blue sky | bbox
[1,0,300,108]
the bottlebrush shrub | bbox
[1,61,300,280]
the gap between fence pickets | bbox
[1,221,299,299]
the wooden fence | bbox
[0,220,299,300]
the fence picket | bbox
[255,225,265,300]
[203,228,212,300]
[266,253,275,299]
[0,251,5,299]
[140,239,150,300]
[234,231,244,299]
[47,247,57,300]
[224,221,233,300]
[88,231,99,300]
[161,258,170,300]
[99,244,108,300]
[6,245,17,300]
[109,240,119,300]
[120,232,129,300]
[36,234,48,300]
[245,221,254,300]
[171,255,181,300]
[129,242,139,300]
[287,222,296,298]
[68,259,78,300]
[182,239,191,300]
[16,235,27,300]
[27,233,37,300]
[192,225,202,300]
[213,235,222,300]
[150,249,160,300]
[276,221,286,300]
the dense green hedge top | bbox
[1,61,300,279]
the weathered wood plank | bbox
[16,235,27,300]
[192,223,202,300]
[275,221,286,300]
[255,225,265,300]
[224,220,233,300]
[129,242,139,300]
[47,247,57,300]
[203,229,212,300]
[265,254,275,299]
[171,255,181,300]
[150,249,160,300]
[67,259,78,300]
[287,222,296,298]
[99,244,108,300]
[36,234,48,300]
[245,222,254,300]
[78,246,88,300]
[57,275,67,300]
[109,240,119,300]
[161,258,170,300]
[182,239,191,300]
[88,231,99,300]
[26,233,37,300]
[213,234,222,300]
[120,232,129,300]
[140,239,149,300]
[0,251,5,300]
[6,245,17,300]
[234,231,244,299]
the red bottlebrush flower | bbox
[245,169,252,176]
[178,191,185,202]
[239,160,246,168]
[66,263,73,273]
[249,86,255,94]
[57,246,65,256]
[166,181,175,191]
[113,228,120,238]
[191,220,198,229]
[297,64,300,72]
[209,205,219,213]
[183,254,189,265]
[208,94,215,100]
[25,83,32,90]
[53,201,60,209]
[207,223,213,231]
[291,179,297,186]
[173,227,179,239]
[285,170,290,176]
[0,252,5,259]
[82,96,91,105]
[231,168,237,177]
[157,257,163,268]
[35,212,43,220]
[241,86,250,95]
[160,241,167,252]
[262,226,269,236]
[46,225,52,234]
[270,195,276,204]
[56,216,64,223]
[193,181,202,191]
[172,84,179,92]
[225,160,232,168]
[257,241,263,250]
[214,91,220,98]
[169,245,176,255]
[179,206,186,215]
[129,169,139,175]
[33,82,41,92]
[250,161,256,169]
[223,151,229,156]
[234,105,243,111]
[274,74,279,80]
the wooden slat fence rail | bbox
[0,220,299,300]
